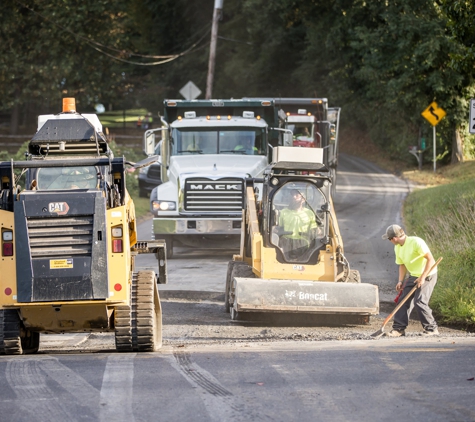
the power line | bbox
[15,0,211,65]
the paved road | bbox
[2,338,475,421]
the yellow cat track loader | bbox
[0,98,166,355]
[225,146,379,320]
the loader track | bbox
[0,309,39,355]
[114,271,161,352]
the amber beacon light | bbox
[62,97,76,113]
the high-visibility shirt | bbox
[394,236,437,277]
[279,208,317,240]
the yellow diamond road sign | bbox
[421,102,446,126]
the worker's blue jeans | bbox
[392,273,438,332]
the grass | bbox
[341,127,475,327]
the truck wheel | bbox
[228,262,254,319]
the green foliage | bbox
[404,179,475,325]
[0,0,474,160]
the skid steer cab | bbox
[225,146,379,321]
[0,98,167,355]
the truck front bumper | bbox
[153,217,241,235]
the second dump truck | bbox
[144,98,284,258]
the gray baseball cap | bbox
[382,224,404,240]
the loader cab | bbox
[267,180,328,264]
[34,166,99,190]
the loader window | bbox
[270,182,326,263]
[36,166,98,190]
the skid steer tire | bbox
[228,262,254,320]
[224,261,247,313]
[347,269,361,283]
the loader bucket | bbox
[232,278,379,315]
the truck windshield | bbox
[171,128,266,156]
[288,123,313,140]
[36,166,98,190]
[270,182,327,263]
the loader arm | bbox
[240,185,263,277]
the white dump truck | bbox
[144,99,286,257]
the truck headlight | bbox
[152,201,176,211]
[139,167,148,174]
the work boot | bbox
[422,328,440,336]
[386,329,405,337]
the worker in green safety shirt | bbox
[234,135,258,155]
[278,189,319,258]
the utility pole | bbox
[205,0,223,100]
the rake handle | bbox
[381,257,443,328]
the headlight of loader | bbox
[152,201,176,211]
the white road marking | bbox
[99,354,136,422]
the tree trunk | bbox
[451,126,463,164]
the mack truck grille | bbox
[184,177,243,212]
[27,216,93,258]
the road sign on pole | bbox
[421,102,446,126]
[470,99,475,134]
[179,81,202,100]
[421,102,446,173]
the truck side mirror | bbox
[144,131,156,156]
[283,132,293,147]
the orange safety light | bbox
[227,115,232,120]
[62,98,76,113]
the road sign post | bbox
[469,99,475,135]
[421,102,446,172]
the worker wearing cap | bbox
[382,224,438,337]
